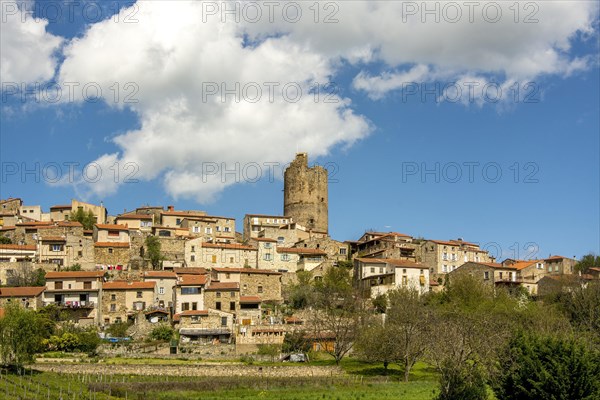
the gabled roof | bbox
[0,286,45,297]
[45,271,105,279]
[40,236,66,242]
[144,271,178,279]
[172,267,208,275]
[355,257,424,269]
[239,296,261,304]
[95,224,129,231]
[177,275,208,286]
[116,214,153,220]
[103,281,155,290]
[276,247,327,256]
[255,238,277,242]
[510,260,542,270]
[202,243,256,251]
[50,204,72,210]
[0,244,36,251]
[94,242,130,248]
[212,267,282,275]
[205,282,239,291]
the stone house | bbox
[449,261,518,285]
[94,242,130,269]
[101,281,156,325]
[354,258,430,297]
[243,214,293,241]
[0,243,36,264]
[0,286,45,310]
[204,281,240,315]
[173,274,208,314]
[536,275,598,297]
[37,235,68,267]
[114,213,154,231]
[254,223,309,247]
[0,198,23,216]
[49,204,72,221]
[418,239,495,276]
[503,259,547,294]
[210,267,283,304]
[272,247,327,273]
[93,224,130,244]
[143,270,178,309]
[544,255,578,275]
[179,215,236,242]
[350,231,418,262]
[174,309,234,344]
[43,271,105,324]
[152,226,190,238]
[195,242,257,269]
[18,205,44,221]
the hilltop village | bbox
[0,153,594,354]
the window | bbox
[370,267,375,273]
[442,265,448,273]
[216,292,221,298]
[224,227,230,232]
[108,230,119,237]
[264,242,272,249]
[181,287,200,295]
[136,291,142,298]
[221,316,227,326]
[281,254,290,261]
[225,273,231,279]
[484,271,490,280]
[230,291,236,297]
[111,294,116,301]
[402,276,408,285]
[159,287,164,295]
[193,227,199,233]
[110,304,116,312]
[191,315,199,322]
[230,302,236,310]
[191,302,197,310]
[379,267,384,273]
[176,218,182,225]
[229,257,234,263]
[442,252,448,261]
[77,250,83,257]
[499,272,503,280]
[191,246,195,252]
[212,255,217,263]
[51,244,63,252]
[264,253,272,261]
[55,281,63,290]
[243,284,248,290]
[216,226,221,232]
[205,227,212,234]
[182,302,190,311]
[216,301,221,310]
[190,255,195,262]
[83,281,92,289]
[258,285,263,294]
[339,248,347,255]
[108,248,113,254]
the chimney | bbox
[168,205,174,212]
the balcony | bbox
[44,301,95,309]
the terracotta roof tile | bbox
[95,224,129,231]
[45,271,105,279]
[177,275,208,286]
[205,282,239,291]
[144,271,178,279]
[0,286,45,297]
[239,296,261,304]
[103,281,155,290]
[0,244,36,251]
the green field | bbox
[0,359,440,400]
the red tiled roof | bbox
[56,221,83,227]
[40,236,66,242]
[205,282,239,291]
[0,286,45,297]
[255,238,278,242]
[276,247,327,256]
[94,242,130,248]
[202,243,256,251]
[510,260,542,271]
[45,271,104,279]
[16,221,53,227]
[172,267,208,275]
[177,275,208,286]
[161,211,207,217]
[179,310,209,316]
[0,244,36,251]
[50,204,72,210]
[239,296,261,304]
[245,214,290,219]
[116,214,153,220]
[95,224,129,231]
[103,281,155,290]
[355,258,424,269]
[0,226,16,231]
[212,267,282,275]
[545,255,568,261]
[144,271,178,279]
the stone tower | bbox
[283,153,328,233]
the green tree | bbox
[494,332,600,400]
[63,264,82,271]
[354,317,398,373]
[149,324,174,341]
[372,293,387,314]
[575,253,600,274]
[145,236,163,270]
[0,236,12,244]
[106,322,131,338]
[0,303,46,368]
[286,270,314,309]
[282,330,311,354]
[69,208,96,230]
[257,343,282,362]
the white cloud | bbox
[48,0,597,201]
[0,0,62,84]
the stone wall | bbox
[101,290,127,324]
[240,273,282,302]
[94,246,130,266]
[33,363,343,377]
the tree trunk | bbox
[404,360,411,382]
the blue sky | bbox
[1,1,598,260]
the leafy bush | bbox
[149,324,174,341]
[106,322,131,338]
[494,332,600,400]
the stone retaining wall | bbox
[33,363,342,377]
